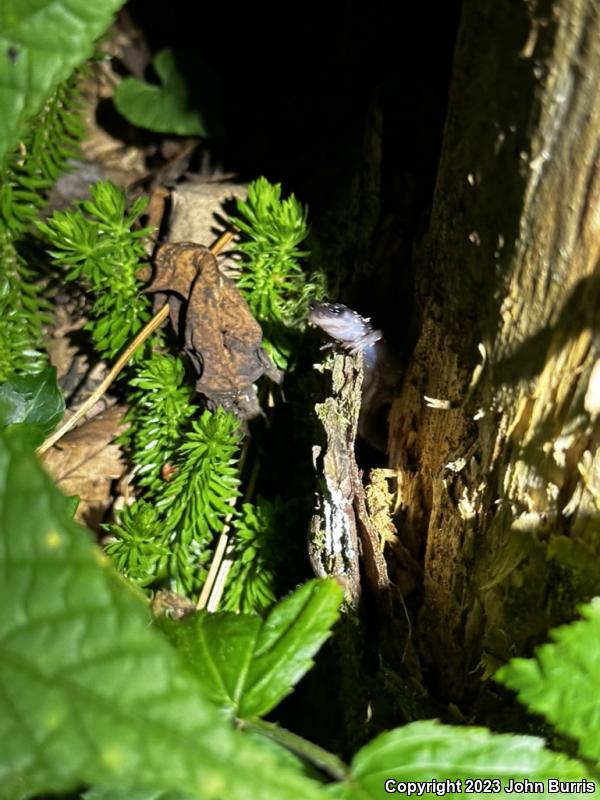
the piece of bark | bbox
[309,353,363,606]
[168,181,247,251]
[309,352,391,607]
[353,472,391,598]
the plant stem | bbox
[203,446,262,611]
[238,717,350,782]
[196,437,250,610]
[37,303,170,455]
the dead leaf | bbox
[146,242,282,419]
[168,181,247,259]
[41,405,128,532]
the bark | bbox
[389,0,600,700]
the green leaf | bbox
[334,721,596,800]
[0,428,328,800]
[0,0,124,164]
[85,789,191,800]
[114,49,207,136]
[160,579,343,718]
[0,365,64,435]
[496,598,600,762]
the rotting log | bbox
[389,0,600,700]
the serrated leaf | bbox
[114,49,207,136]
[0,365,64,435]
[0,428,328,800]
[85,788,191,800]
[496,598,600,762]
[333,721,596,800]
[0,0,124,164]
[160,579,343,718]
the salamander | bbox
[308,301,401,451]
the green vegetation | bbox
[2,4,600,798]
[114,48,208,136]
[36,169,318,600]
[0,78,84,380]
[0,428,598,798]
[39,181,154,359]
[230,176,325,367]
[0,0,123,163]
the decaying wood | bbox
[309,352,390,607]
[309,353,363,605]
[168,182,247,253]
[389,0,600,697]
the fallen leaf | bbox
[40,405,127,532]
[147,242,282,420]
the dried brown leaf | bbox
[41,405,128,532]
[147,242,281,419]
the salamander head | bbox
[308,301,378,349]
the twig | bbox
[203,444,262,611]
[196,523,233,610]
[196,438,250,610]
[37,229,236,456]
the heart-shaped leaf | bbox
[114,49,207,136]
